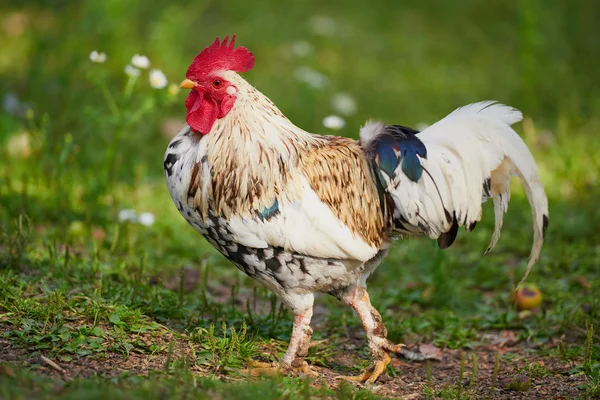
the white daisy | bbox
[291,41,313,57]
[322,115,345,130]
[131,54,150,69]
[294,66,329,89]
[308,16,338,37]
[149,69,168,89]
[124,64,141,77]
[118,209,137,223]
[138,212,155,226]
[331,92,357,116]
[89,50,107,63]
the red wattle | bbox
[185,90,219,135]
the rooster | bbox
[164,36,548,383]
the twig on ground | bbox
[40,355,67,375]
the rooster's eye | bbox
[213,80,222,88]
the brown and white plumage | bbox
[164,36,548,382]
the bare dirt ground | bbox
[0,333,587,399]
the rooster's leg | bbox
[281,308,314,373]
[337,285,404,383]
[247,294,315,377]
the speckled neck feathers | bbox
[199,74,316,220]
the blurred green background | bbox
[2,0,600,332]
[3,0,600,148]
[1,0,600,397]
[2,0,599,185]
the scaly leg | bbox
[337,286,404,383]
[281,308,315,374]
[248,294,316,377]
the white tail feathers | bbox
[430,101,548,288]
[381,101,548,289]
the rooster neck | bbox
[200,83,316,219]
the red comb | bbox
[186,35,255,80]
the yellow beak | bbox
[180,78,197,89]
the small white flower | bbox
[124,64,141,77]
[308,16,338,37]
[415,122,430,131]
[89,50,107,63]
[6,132,31,159]
[294,66,329,89]
[118,209,137,223]
[138,212,155,226]
[291,41,313,57]
[323,115,345,130]
[131,54,150,69]
[331,92,357,116]
[149,69,168,89]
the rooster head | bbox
[180,35,255,134]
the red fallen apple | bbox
[513,284,543,311]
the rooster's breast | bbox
[164,126,377,296]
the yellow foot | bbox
[290,362,318,377]
[337,353,392,384]
[245,360,317,378]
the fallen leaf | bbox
[399,343,442,361]
[482,330,517,347]
[419,343,442,357]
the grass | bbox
[1,367,376,400]
[1,0,600,398]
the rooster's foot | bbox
[245,360,317,377]
[337,340,405,384]
[337,353,392,384]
